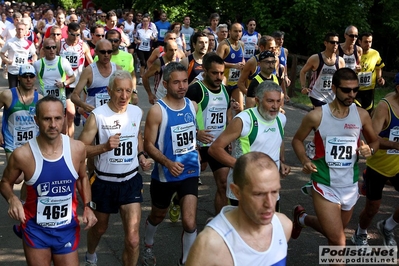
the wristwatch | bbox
[86,201,96,210]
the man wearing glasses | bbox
[337,25,362,72]
[300,32,345,107]
[291,68,379,253]
[33,38,75,135]
[94,29,137,104]
[58,22,93,137]
[104,11,130,48]
[87,25,105,58]
[96,12,106,26]
[71,39,121,118]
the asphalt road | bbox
[0,71,398,266]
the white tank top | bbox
[207,206,287,266]
[59,39,86,88]
[92,103,142,182]
[86,62,117,108]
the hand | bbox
[83,103,95,113]
[355,64,361,73]
[230,99,240,111]
[377,77,385,86]
[284,94,290,102]
[8,196,25,223]
[285,76,291,87]
[55,80,64,88]
[279,162,291,178]
[148,93,156,105]
[197,129,214,144]
[235,62,245,70]
[166,161,184,177]
[357,140,373,158]
[301,87,311,95]
[139,157,152,171]
[302,160,317,174]
[107,133,121,151]
[82,207,97,230]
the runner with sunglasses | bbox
[291,68,379,258]
[337,25,362,72]
[300,32,345,107]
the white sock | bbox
[182,229,197,263]
[144,219,158,246]
[86,252,97,263]
[384,215,398,231]
[299,213,307,226]
[357,224,368,235]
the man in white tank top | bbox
[291,68,379,257]
[186,152,292,266]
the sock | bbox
[357,224,368,235]
[86,252,97,263]
[181,229,197,263]
[299,213,307,226]
[384,215,398,231]
[144,218,158,246]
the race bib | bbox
[44,85,60,97]
[205,107,226,142]
[36,193,72,228]
[13,126,35,148]
[140,38,151,51]
[171,122,196,155]
[159,29,167,38]
[228,68,240,82]
[358,72,372,87]
[62,51,79,68]
[387,128,399,155]
[325,136,357,168]
[95,92,110,107]
[14,54,28,66]
[109,139,135,164]
[184,34,191,44]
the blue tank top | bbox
[152,98,200,182]
[2,88,39,152]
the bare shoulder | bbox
[146,104,162,123]
[357,106,372,123]
[70,138,86,155]
[275,212,293,241]
[303,107,322,128]
[186,226,232,266]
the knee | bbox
[124,231,140,250]
[327,233,346,246]
[182,218,196,232]
[92,222,108,236]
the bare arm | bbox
[358,107,379,156]
[0,148,28,223]
[291,109,321,174]
[275,212,293,242]
[208,117,243,168]
[78,113,121,158]
[144,104,184,177]
[299,55,318,93]
[83,42,93,65]
[372,100,399,150]
[237,57,255,95]
[142,59,160,104]
[186,227,232,266]
[71,66,94,112]
[146,48,160,69]
[338,56,346,68]
[73,140,97,229]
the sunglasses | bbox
[21,74,35,79]
[338,86,359,93]
[328,41,339,45]
[95,34,105,37]
[98,50,113,54]
[44,45,57,50]
[51,33,61,36]
[69,32,80,37]
[101,15,106,18]
[347,34,358,38]
[108,38,120,43]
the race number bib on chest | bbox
[14,54,28,66]
[13,125,35,147]
[228,68,240,82]
[37,193,72,228]
[109,138,135,164]
[44,85,60,97]
[358,72,372,87]
[62,51,79,68]
[171,122,196,155]
[387,128,399,155]
[325,136,357,168]
[95,93,110,107]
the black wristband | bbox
[138,151,148,158]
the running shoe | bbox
[169,193,180,223]
[291,205,306,239]
[377,220,397,249]
[141,245,156,266]
[351,229,369,247]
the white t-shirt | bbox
[1,37,36,74]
